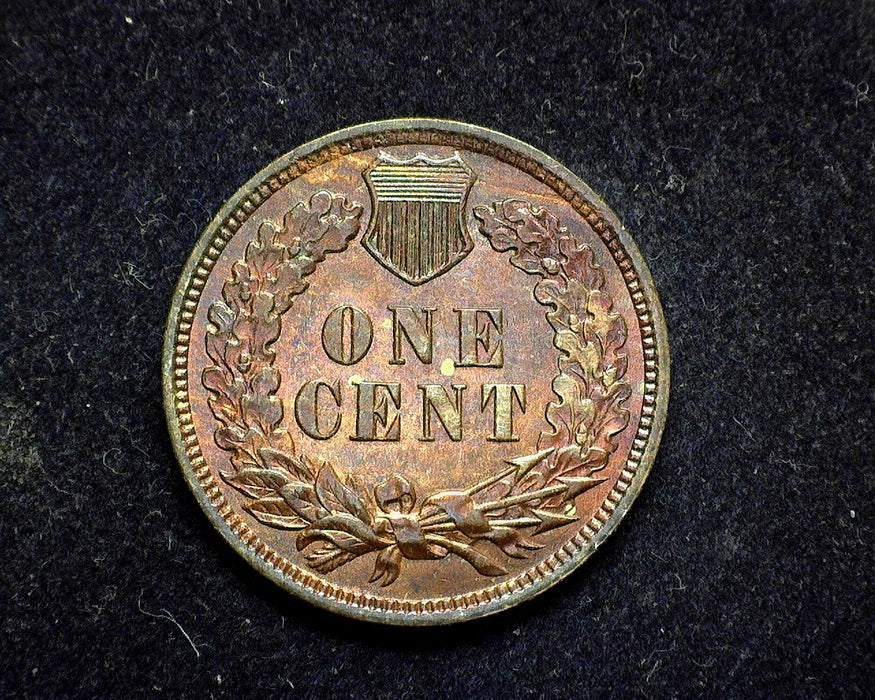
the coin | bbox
[163,119,669,625]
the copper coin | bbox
[163,119,669,625]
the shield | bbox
[363,152,475,285]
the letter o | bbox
[321,305,373,365]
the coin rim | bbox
[163,119,670,625]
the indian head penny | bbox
[163,120,669,624]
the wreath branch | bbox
[473,199,631,508]
[202,195,631,585]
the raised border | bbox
[162,119,670,625]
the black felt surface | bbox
[2,0,873,697]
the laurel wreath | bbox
[202,192,630,585]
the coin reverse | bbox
[163,119,669,625]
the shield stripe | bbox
[370,200,462,281]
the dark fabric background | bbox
[2,0,872,697]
